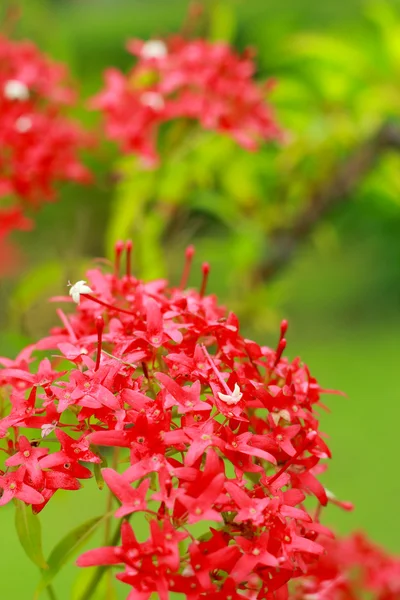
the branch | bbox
[258,122,400,281]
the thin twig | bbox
[257,122,400,281]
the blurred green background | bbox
[1,0,399,598]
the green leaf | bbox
[11,260,64,317]
[106,157,156,258]
[14,499,48,570]
[136,211,167,280]
[72,567,118,600]
[210,1,237,42]
[34,515,105,598]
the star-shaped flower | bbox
[217,383,243,406]
[69,280,93,304]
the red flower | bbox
[93,37,281,165]
[2,242,387,598]
[101,468,150,518]
[0,35,90,266]
[0,467,44,506]
[5,435,48,486]
[39,430,100,469]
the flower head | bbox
[0,35,90,268]
[141,39,168,59]
[69,280,93,304]
[0,243,368,597]
[217,383,243,405]
[92,37,281,165]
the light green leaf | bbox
[11,260,63,316]
[34,515,105,598]
[14,499,48,570]
[106,157,156,258]
[137,212,166,280]
[71,567,118,600]
[210,1,237,42]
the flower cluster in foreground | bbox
[0,35,90,244]
[93,37,281,165]
[0,245,398,599]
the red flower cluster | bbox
[0,244,346,598]
[93,37,281,165]
[294,532,400,600]
[1,245,398,598]
[0,35,90,237]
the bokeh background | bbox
[0,0,399,598]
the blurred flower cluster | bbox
[0,34,90,269]
[93,36,281,165]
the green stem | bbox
[45,584,58,600]
[101,447,120,599]
[78,526,122,600]
[103,447,120,544]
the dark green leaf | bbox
[14,499,48,570]
[34,515,105,598]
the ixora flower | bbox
[0,244,399,598]
[140,39,168,59]
[0,35,90,205]
[68,280,93,304]
[217,383,242,405]
[92,36,281,165]
[0,35,90,269]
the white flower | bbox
[217,383,243,406]
[69,280,93,304]
[140,91,164,111]
[141,40,167,60]
[41,421,57,438]
[4,79,30,101]
[15,116,32,133]
[271,409,291,426]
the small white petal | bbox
[41,421,57,438]
[15,116,32,133]
[69,280,93,304]
[217,383,243,406]
[141,40,167,59]
[140,91,164,111]
[4,79,30,101]
[325,488,335,501]
[271,409,291,426]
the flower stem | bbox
[78,526,122,600]
[46,585,58,600]
[103,447,119,544]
